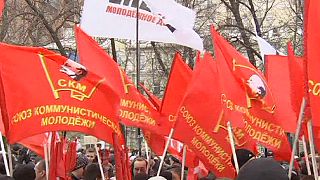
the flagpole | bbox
[95,143,106,180]
[302,135,311,175]
[135,0,142,156]
[288,97,306,178]
[43,144,49,180]
[227,121,239,174]
[0,132,9,176]
[6,145,12,176]
[307,120,318,180]
[181,145,187,180]
[157,128,175,176]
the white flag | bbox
[80,0,203,51]
[255,35,285,64]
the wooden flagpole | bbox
[227,121,239,174]
[95,144,106,180]
[288,97,306,178]
[0,132,9,176]
[6,145,12,176]
[307,120,318,180]
[43,144,49,180]
[157,128,175,176]
[181,145,187,180]
[302,135,312,175]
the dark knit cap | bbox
[73,154,89,171]
[231,149,255,169]
[236,158,289,180]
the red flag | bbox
[211,26,291,161]
[264,54,303,133]
[76,26,160,132]
[305,0,320,127]
[0,0,4,18]
[174,52,235,178]
[65,139,77,178]
[211,26,276,114]
[139,83,161,110]
[0,43,123,144]
[160,53,192,133]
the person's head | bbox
[83,163,101,180]
[169,166,183,180]
[232,149,255,169]
[72,154,89,179]
[132,157,148,177]
[236,158,289,180]
[34,160,46,180]
[85,148,97,163]
[133,172,149,180]
[13,164,36,180]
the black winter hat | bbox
[231,149,255,169]
[236,158,289,180]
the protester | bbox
[13,164,36,180]
[236,158,289,180]
[34,159,46,180]
[134,172,149,180]
[71,154,89,180]
[83,163,101,180]
[132,157,148,178]
[85,148,97,163]
[231,149,255,169]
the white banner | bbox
[81,0,203,51]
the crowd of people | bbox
[0,144,318,180]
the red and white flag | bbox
[80,0,203,51]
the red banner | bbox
[0,0,4,18]
[173,54,235,178]
[0,43,123,144]
[160,53,192,133]
[305,0,320,127]
[76,27,161,132]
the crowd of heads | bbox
[0,144,319,180]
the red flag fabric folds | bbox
[0,0,4,18]
[173,52,235,178]
[305,0,320,127]
[0,43,122,144]
[76,26,160,132]
[211,26,291,161]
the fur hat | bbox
[236,158,288,180]
[73,154,89,171]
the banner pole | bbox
[302,135,311,175]
[307,120,318,180]
[181,145,187,180]
[44,144,49,180]
[95,144,106,180]
[6,144,12,176]
[288,97,306,178]
[227,121,239,174]
[0,132,9,176]
[157,128,175,176]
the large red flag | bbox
[211,26,276,114]
[0,43,123,144]
[305,0,320,127]
[76,27,160,132]
[211,26,291,161]
[174,52,235,178]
